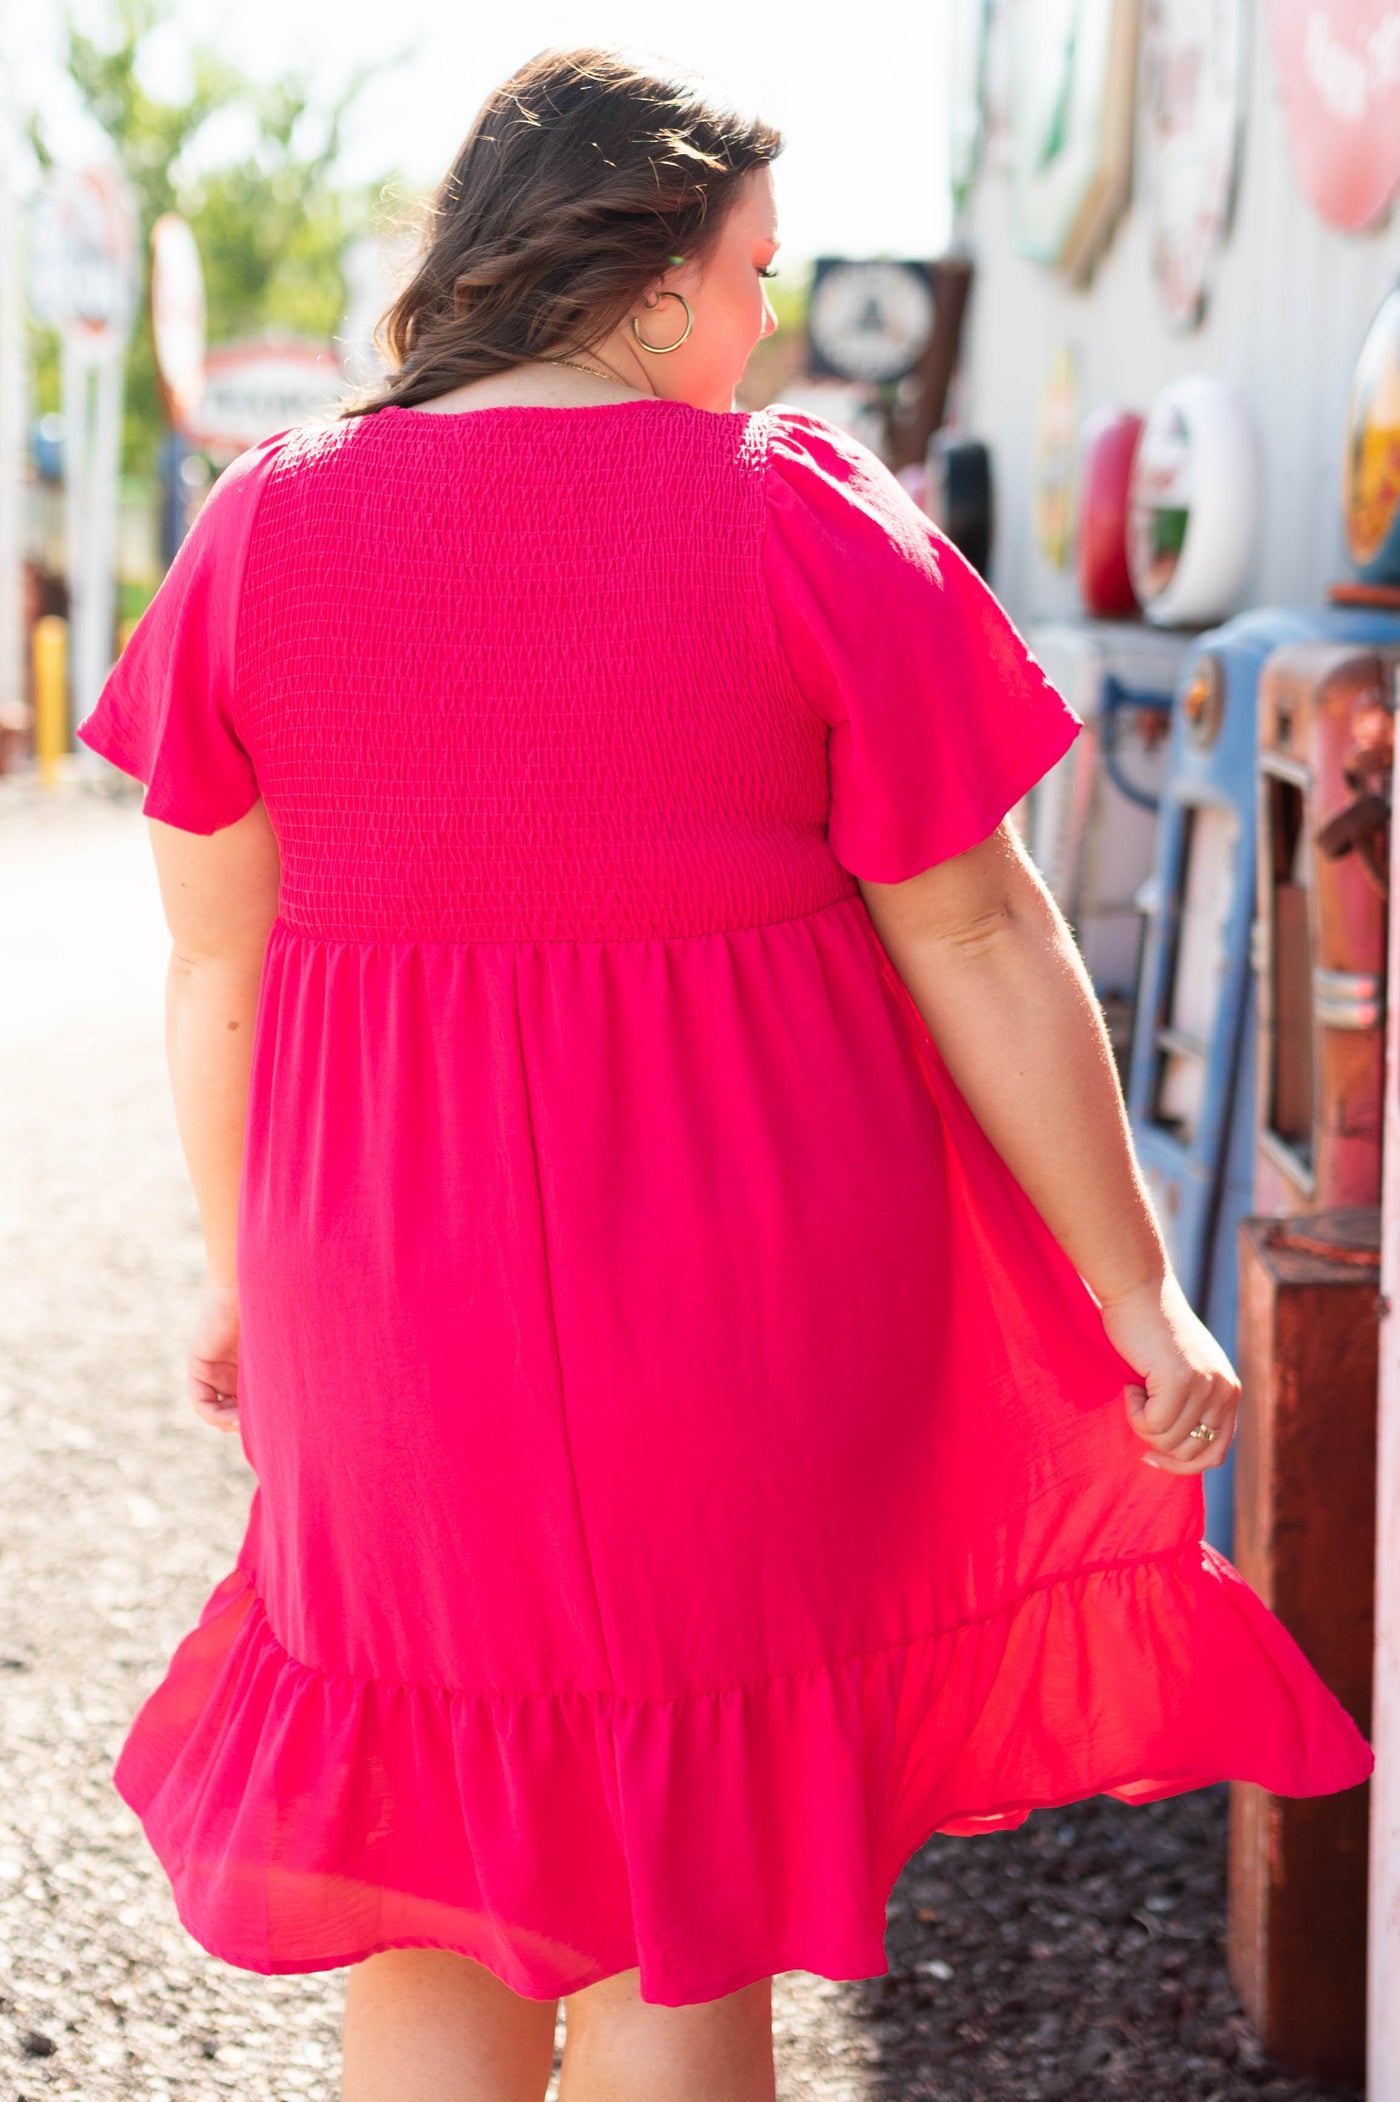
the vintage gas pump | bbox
[1125,605,1400,1555]
[1253,640,1399,1214]
[1229,638,1396,2080]
[1018,621,1184,1073]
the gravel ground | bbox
[0,778,1363,2102]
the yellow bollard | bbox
[32,615,68,789]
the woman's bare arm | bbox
[147,799,281,1429]
[857,820,1241,1476]
[859,821,1162,1307]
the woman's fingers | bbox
[193,1397,240,1432]
[1124,1376,1187,1442]
[191,1394,240,1432]
[189,1352,239,1433]
[1124,1372,1240,1473]
[186,1285,242,1435]
[1106,1278,1242,1478]
[1141,1405,1237,1474]
[1154,1372,1238,1452]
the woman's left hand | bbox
[188,1281,241,1433]
[1099,1271,1241,1475]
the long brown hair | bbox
[340,46,783,416]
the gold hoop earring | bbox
[630,290,693,354]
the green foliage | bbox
[32,0,400,477]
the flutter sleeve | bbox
[761,404,1083,884]
[76,429,288,835]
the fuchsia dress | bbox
[78,396,1371,2006]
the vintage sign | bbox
[949,0,992,213]
[804,260,936,385]
[1032,344,1079,571]
[1265,1,1400,231]
[1077,405,1144,614]
[1342,283,1400,584]
[982,0,1017,176]
[29,164,138,363]
[28,164,137,735]
[1141,0,1250,331]
[1006,0,1141,283]
[186,335,342,458]
[1127,375,1260,625]
[149,213,206,433]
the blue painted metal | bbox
[1126,602,1400,1555]
[1099,675,1172,812]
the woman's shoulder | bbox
[225,411,399,502]
[125,414,356,641]
[183,425,296,539]
[759,400,940,569]
[761,401,901,486]
[229,414,371,496]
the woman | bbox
[77,43,1369,2102]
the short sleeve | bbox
[75,430,289,835]
[761,404,1083,883]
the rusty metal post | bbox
[1229,1206,1381,2086]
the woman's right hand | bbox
[1099,1271,1241,1476]
[188,1280,242,1433]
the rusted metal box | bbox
[1254,642,1400,1215]
[1228,1206,1381,2086]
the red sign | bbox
[1265,1,1400,231]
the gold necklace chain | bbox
[545,353,654,397]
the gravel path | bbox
[0,779,1362,2101]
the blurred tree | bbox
[30,0,402,478]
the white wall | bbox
[955,13,1400,628]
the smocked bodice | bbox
[233,403,858,943]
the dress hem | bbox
[111,1543,1372,2004]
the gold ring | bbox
[1187,1422,1218,1443]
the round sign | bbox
[1127,375,1260,625]
[805,260,935,385]
[1007,0,1137,280]
[1077,406,1143,616]
[186,336,343,458]
[1343,284,1400,584]
[29,165,138,362]
[149,213,207,433]
[1141,0,1249,331]
[1266,0,1400,232]
[1032,345,1079,571]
